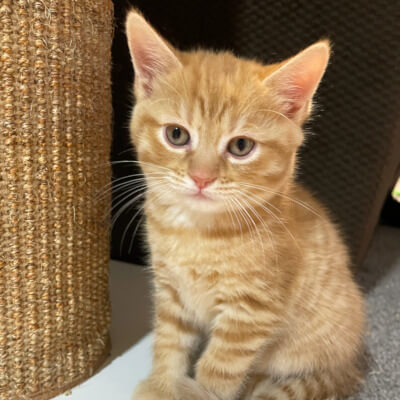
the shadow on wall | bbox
[355,225,400,294]
[108,261,152,362]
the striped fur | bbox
[126,10,365,400]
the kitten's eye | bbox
[227,137,255,157]
[165,125,190,146]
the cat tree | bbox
[0,1,113,398]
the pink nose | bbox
[190,173,216,190]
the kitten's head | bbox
[125,10,330,226]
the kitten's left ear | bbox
[264,40,330,124]
[125,10,182,98]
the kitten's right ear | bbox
[125,10,182,97]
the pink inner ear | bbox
[267,42,330,120]
[133,44,161,95]
[279,83,308,117]
[279,64,323,117]
[126,12,181,97]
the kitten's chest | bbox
[151,233,229,326]
[164,259,221,326]
[148,218,266,325]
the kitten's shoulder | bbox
[289,182,340,231]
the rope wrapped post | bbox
[0,1,113,398]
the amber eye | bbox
[165,126,190,146]
[227,137,255,157]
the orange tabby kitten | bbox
[125,10,365,400]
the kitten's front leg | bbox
[195,299,280,400]
[132,281,201,400]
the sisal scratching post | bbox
[0,1,113,398]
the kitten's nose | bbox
[189,173,216,190]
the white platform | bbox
[54,261,153,400]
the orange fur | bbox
[126,10,365,400]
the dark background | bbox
[111,0,400,266]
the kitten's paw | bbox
[131,378,174,400]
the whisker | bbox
[97,173,165,200]
[222,197,240,239]
[126,186,171,254]
[120,202,145,255]
[109,182,148,205]
[234,195,266,255]
[117,147,136,156]
[128,213,146,254]
[235,183,283,214]
[230,197,256,244]
[119,181,173,254]
[236,192,275,260]
[110,191,146,228]
[256,108,299,128]
[98,179,146,200]
[110,181,170,227]
[238,189,302,255]
[100,170,164,190]
[110,159,175,174]
[222,198,239,237]
[237,182,323,219]
[109,183,149,216]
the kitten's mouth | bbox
[190,191,213,201]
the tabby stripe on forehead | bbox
[214,101,229,122]
[197,95,207,117]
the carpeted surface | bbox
[350,225,400,399]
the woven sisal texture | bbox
[0,1,113,398]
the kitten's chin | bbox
[183,195,225,213]
[148,189,226,229]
